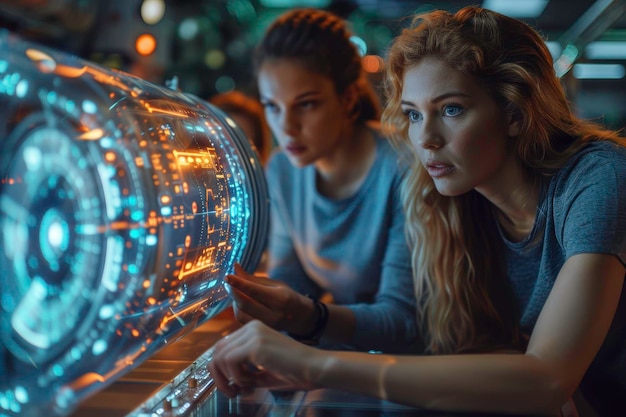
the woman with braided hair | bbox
[222,8,418,354]
[209,6,626,416]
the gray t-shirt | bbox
[265,131,418,353]
[502,141,626,416]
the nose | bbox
[277,108,299,136]
[412,117,443,150]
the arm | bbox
[226,264,358,343]
[316,253,624,414]
[228,156,417,350]
[228,156,324,333]
[212,253,624,414]
[343,169,418,352]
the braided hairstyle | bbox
[254,8,380,123]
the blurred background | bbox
[0,0,625,129]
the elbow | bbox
[490,375,574,415]
[517,351,583,414]
[524,366,578,415]
[476,362,578,414]
[537,377,573,414]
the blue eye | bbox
[262,102,279,113]
[444,105,463,117]
[403,109,422,123]
[299,101,312,109]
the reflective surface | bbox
[0,30,269,417]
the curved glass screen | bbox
[0,31,269,417]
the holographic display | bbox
[0,30,269,417]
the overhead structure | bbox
[554,0,626,76]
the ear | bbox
[507,111,522,137]
[341,83,360,120]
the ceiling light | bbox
[573,63,625,79]
[259,0,330,7]
[482,0,549,18]
[141,0,165,25]
[585,41,626,59]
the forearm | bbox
[347,303,419,353]
[320,304,357,344]
[314,303,418,353]
[310,351,569,415]
[312,301,419,353]
[287,301,358,346]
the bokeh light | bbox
[140,0,166,25]
[135,33,157,56]
[362,55,384,73]
[204,49,226,69]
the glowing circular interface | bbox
[0,31,269,417]
[0,119,106,364]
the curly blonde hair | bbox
[382,6,624,354]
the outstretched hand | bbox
[224,264,316,336]
[208,320,321,397]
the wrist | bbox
[306,349,337,389]
[288,296,329,345]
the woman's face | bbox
[257,59,353,168]
[400,57,520,197]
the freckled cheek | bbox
[461,123,500,156]
[407,127,420,149]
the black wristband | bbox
[288,297,329,345]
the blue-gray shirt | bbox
[502,141,626,416]
[265,131,417,353]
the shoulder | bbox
[553,141,626,193]
[368,126,407,176]
[265,150,292,179]
[548,141,626,261]
[561,141,626,174]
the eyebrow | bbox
[260,90,320,103]
[401,91,471,106]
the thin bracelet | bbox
[288,297,329,345]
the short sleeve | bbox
[554,144,626,265]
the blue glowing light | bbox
[0,31,269,417]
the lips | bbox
[425,160,455,178]
[285,143,306,155]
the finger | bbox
[225,273,287,306]
[221,329,265,388]
[208,341,240,397]
[232,264,276,287]
[211,334,255,395]
[233,263,271,284]
[244,361,266,374]
[231,302,262,324]
[228,281,278,314]
[212,322,306,392]
[227,281,283,325]
[234,263,251,278]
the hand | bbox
[208,320,320,397]
[225,264,316,335]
